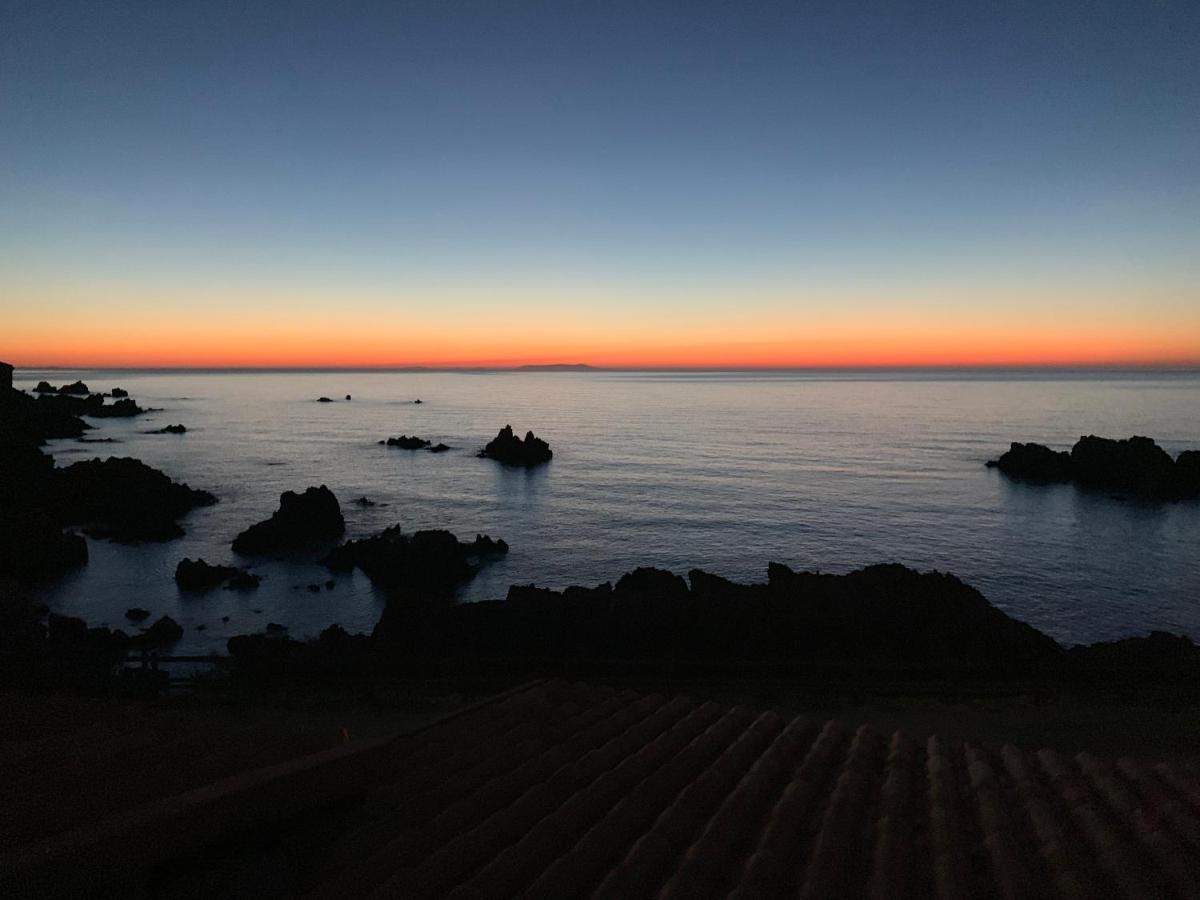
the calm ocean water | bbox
[17,368,1200,654]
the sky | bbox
[2,0,1198,368]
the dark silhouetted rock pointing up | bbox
[479,425,552,466]
[233,485,345,555]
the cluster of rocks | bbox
[988,435,1200,498]
[1,372,216,583]
[150,424,187,435]
[31,380,146,418]
[478,425,553,466]
[174,558,260,591]
[380,435,451,453]
[317,395,352,402]
[322,526,508,597]
[232,485,345,555]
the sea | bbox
[16,368,1200,655]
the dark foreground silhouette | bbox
[989,434,1200,498]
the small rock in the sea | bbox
[265,622,286,634]
[195,624,206,631]
[353,496,376,507]
[479,425,552,466]
[125,607,151,622]
[307,583,321,593]
[317,396,333,402]
[110,387,129,398]
[384,435,431,449]
[428,443,451,453]
[325,579,335,590]
[151,424,187,435]
[252,608,262,614]
[345,394,352,400]
[221,615,230,623]
[413,399,423,404]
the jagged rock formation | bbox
[322,526,507,597]
[382,435,431,449]
[232,486,345,555]
[988,435,1200,498]
[175,558,259,591]
[479,425,552,466]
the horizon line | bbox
[10,362,1200,374]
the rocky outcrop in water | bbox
[175,558,259,591]
[110,387,129,398]
[55,457,216,542]
[382,435,430,449]
[322,526,507,597]
[132,615,183,648]
[232,485,345,555]
[479,425,552,466]
[58,380,91,395]
[33,381,56,394]
[151,424,187,434]
[988,435,1200,498]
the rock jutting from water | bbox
[322,526,508,597]
[151,424,187,435]
[382,435,431,449]
[478,425,553,466]
[987,434,1200,498]
[174,558,259,591]
[232,485,345,555]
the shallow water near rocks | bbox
[19,368,1200,655]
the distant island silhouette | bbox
[515,363,594,371]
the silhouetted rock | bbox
[412,399,423,404]
[345,394,352,400]
[1177,450,1200,494]
[323,526,507,597]
[110,387,129,398]
[307,584,321,593]
[988,435,1200,499]
[266,622,287,634]
[1067,631,1200,676]
[353,496,376,507]
[175,558,244,590]
[986,442,1071,482]
[383,435,431,449]
[58,380,90,395]
[232,485,344,555]
[152,424,187,435]
[225,570,261,590]
[479,425,552,466]
[428,443,451,453]
[133,615,183,648]
[87,397,145,418]
[377,562,1061,670]
[125,608,151,622]
[55,457,216,542]
[34,381,56,394]
[317,397,334,403]
[1070,435,1178,495]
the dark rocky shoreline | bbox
[3,364,1199,697]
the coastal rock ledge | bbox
[988,435,1200,498]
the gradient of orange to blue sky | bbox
[2,1,1198,368]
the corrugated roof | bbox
[292,680,1200,899]
[7,680,1200,899]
